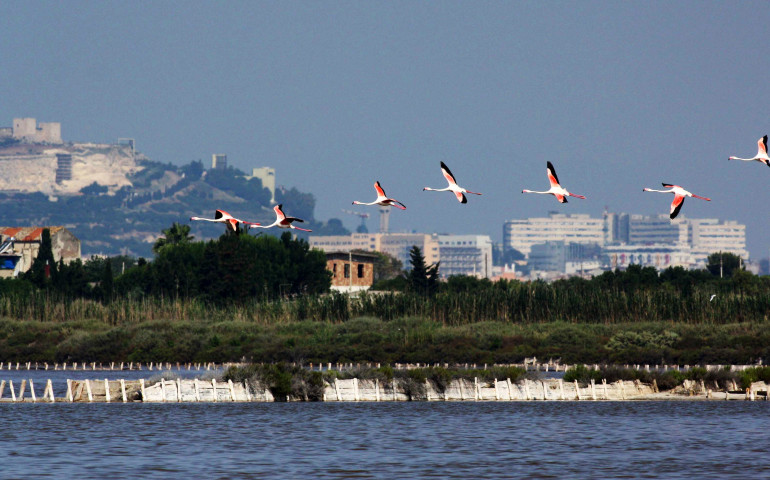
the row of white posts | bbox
[0,361,217,371]
[0,379,56,402]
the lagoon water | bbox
[1,399,769,479]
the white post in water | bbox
[18,379,27,400]
[211,379,218,402]
[559,379,565,400]
[574,380,581,400]
[602,379,609,400]
[160,379,166,402]
[85,380,93,402]
[590,379,597,401]
[104,379,111,403]
[29,380,36,402]
[45,379,55,402]
[474,377,480,401]
[506,378,514,400]
[354,378,361,402]
[66,380,73,402]
[0,380,5,399]
[10,380,16,401]
[121,379,127,403]
[177,379,183,402]
[228,379,236,402]
[375,378,381,402]
[194,379,201,402]
[140,379,146,402]
[494,379,500,400]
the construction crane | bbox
[342,209,370,233]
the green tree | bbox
[26,228,57,288]
[407,246,439,296]
[153,222,194,253]
[706,252,743,277]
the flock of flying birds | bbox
[190,135,770,235]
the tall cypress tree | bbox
[27,228,57,288]
[408,246,440,296]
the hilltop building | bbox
[0,118,62,144]
[211,154,228,170]
[248,167,276,203]
[0,227,81,278]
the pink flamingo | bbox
[252,204,312,232]
[353,181,406,210]
[642,183,711,219]
[423,161,482,204]
[190,209,260,234]
[728,135,770,167]
[522,161,586,203]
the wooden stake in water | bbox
[121,379,127,403]
[66,380,73,402]
[85,380,93,402]
[10,380,16,401]
[104,379,111,403]
[29,379,36,402]
[0,380,5,399]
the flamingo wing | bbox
[546,162,561,188]
[215,210,230,220]
[274,204,286,220]
[391,200,407,210]
[555,194,567,204]
[759,135,768,156]
[670,194,685,219]
[374,181,386,198]
[661,183,679,189]
[285,217,304,223]
[454,190,467,203]
[226,218,239,232]
[440,161,458,186]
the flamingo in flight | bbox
[522,161,586,203]
[642,183,711,219]
[728,135,770,167]
[423,161,482,204]
[352,181,406,210]
[251,204,312,232]
[190,209,260,234]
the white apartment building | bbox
[505,211,749,273]
[689,219,748,267]
[309,233,440,270]
[627,214,689,245]
[503,213,604,256]
[437,235,493,279]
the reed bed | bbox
[2,284,770,326]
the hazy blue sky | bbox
[2,2,768,257]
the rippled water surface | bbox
[1,401,769,479]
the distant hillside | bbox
[0,159,349,257]
[0,141,140,195]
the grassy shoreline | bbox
[1,314,768,365]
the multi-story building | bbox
[505,211,749,274]
[688,219,748,266]
[503,213,604,256]
[249,167,276,203]
[437,235,493,278]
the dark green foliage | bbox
[407,246,439,296]
[153,222,194,253]
[26,228,56,288]
[116,231,330,302]
[706,252,744,277]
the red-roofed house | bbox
[0,226,80,278]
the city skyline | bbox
[2,2,768,257]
